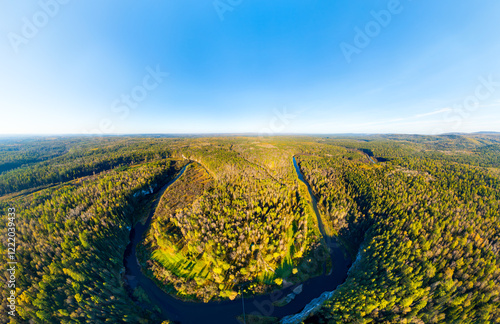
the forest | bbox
[140,142,326,302]
[0,134,499,323]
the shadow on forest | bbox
[122,160,354,324]
[293,156,352,268]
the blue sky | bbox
[1,0,500,134]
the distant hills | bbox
[442,131,500,135]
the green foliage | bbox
[141,142,325,301]
[0,137,181,196]
[298,142,500,323]
[0,152,181,323]
[0,134,499,323]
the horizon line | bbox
[0,131,499,138]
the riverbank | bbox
[123,159,352,324]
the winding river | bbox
[123,159,351,324]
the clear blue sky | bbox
[1,0,500,134]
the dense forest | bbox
[297,152,500,323]
[0,134,499,323]
[140,142,327,302]
[0,154,188,322]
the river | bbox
[123,159,351,324]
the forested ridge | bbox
[297,149,500,323]
[141,142,327,301]
[0,139,186,322]
[0,135,498,323]
[0,137,184,196]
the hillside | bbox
[0,135,498,323]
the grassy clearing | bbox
[151,241,212,280]
[141,147,328,301]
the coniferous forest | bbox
[0,134,499,323]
